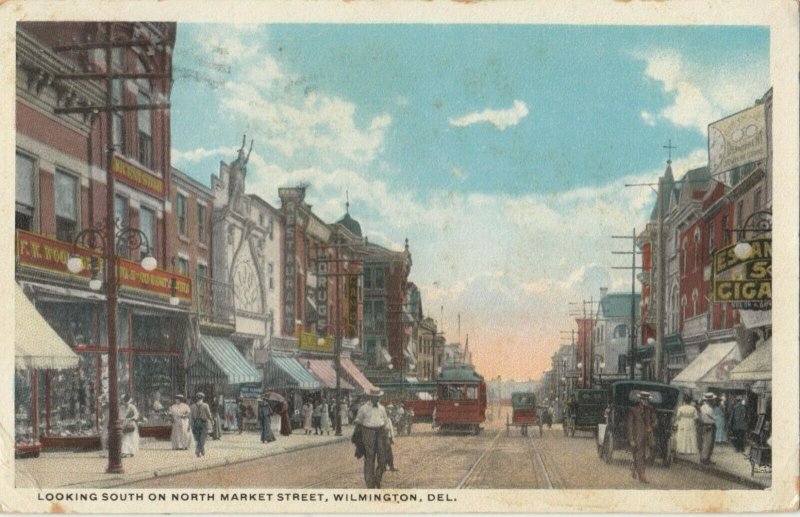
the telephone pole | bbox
[612,228,641,380]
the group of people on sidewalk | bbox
[673,392,749,464]
[300,399,349,436]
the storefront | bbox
[265,354,323,416]
[671,341,744,397]
[340,357,378,394]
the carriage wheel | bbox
[602,430,614,463]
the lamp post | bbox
[729,210,772,260]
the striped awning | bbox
[340,358,378,394]
[304,358,354,390]
[188,334,262,385]
[267,356,323,390]
[15,284,79,371]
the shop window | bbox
[16,151,36,231]
[374,266,385,289]
[197,202,207,243]
[55,169,78,242]
[138,205,157,259]
[176,193,187,236]
[47,354,99,437]
[133,354,174,427]
[131,313,185,351]
[38,302,101,348]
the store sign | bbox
[345,274,358,338]
[712,237,771,310]
[299,331,333,353]
[239,383,262,398]
[708,104,767,179]
[16,230,191,301]
[112,156,165,198]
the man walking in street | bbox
[699,392,717,465]
[354,388,391,488]
[728,396,748,453]
[626,391,657,484]
[190,392,213,458]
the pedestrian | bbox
[279,401,292,436]
[339,400,349,427]
[236,398,247,435]
[626,391,657,484]
[190,392,213,457]
[121,395,140,458]
[320,399,332,435]
[209,394,222,440]
[312,401,322,435]
[674,395,698,455]
[385,411,398,472]
[698,392,717,465]
[714,397,728,443]
[728,396,748,453]
[354,388,391,488]
[257,396,276,443]
[301,400,313,435]
[169,394,192,450]
[547,405,554,428]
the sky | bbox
[169,24,770,382]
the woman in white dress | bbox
[169,394,192,450]
[674,395,699,455]
[319,400,332,435]
[121,395,140,457]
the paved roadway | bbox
[127,407,750,490]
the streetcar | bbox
[506,391,540,436]
[433,364,487,435]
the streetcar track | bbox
[455,429,502,489]
[529,431,553,489]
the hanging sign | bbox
[345,274,358,338]
[712,237,771,310]
[112,157,165,197]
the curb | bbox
[67,436,350,489]
[672,456,769,490]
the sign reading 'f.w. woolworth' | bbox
[712,237,771,310]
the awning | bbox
[730,339,771,382]
[267,355,323,390]
[188,334,262,385]
[671,341,741,389]
[303,358,354,390]
[340,358,378,393]
[15,284,79,370]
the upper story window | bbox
[139,205,157,260]
[680,239,688,274]
[197,203,207,243]
[137,90,153,169]
[722,215,730,245]
[176,193,187,236]
[693,228,701,269]
[613,324,627,339]
[55,169,78,242]
[374,266,385,289]
[708,221,715,255]
[177,257,189,276]
[16,151,36,231]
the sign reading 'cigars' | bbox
[111,156,165,197]
[16,230,191,300]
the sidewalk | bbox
[15,428,350,489]
[672,442,771,489]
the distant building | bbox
[595,292,640,377]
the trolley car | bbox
[506,391,540,436]
[433,364,487,434]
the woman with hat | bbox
[674,395,698,455]
[169,394,192,450]
[121,395,140,458]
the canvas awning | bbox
[671,341,741,389]
[267,355,323,390]
[303,358,354,390]
[340,358,378,393]
[730,339,771,382]
[15,284,79,370]
[188,334,262,385]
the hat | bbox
[195,392,205,400]
[368,388,384,397]
[175,394,185,401]
[637,391,652,400]
[703,392,717,401]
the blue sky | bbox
[170,24,769,379]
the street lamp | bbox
[729,210,772,260]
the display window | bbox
[15,370,45,443]
[38,301,103,348]
[133,354,175,427]
[46,353,99,437]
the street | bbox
[126,407,749,490]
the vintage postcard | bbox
[1,0,798,514]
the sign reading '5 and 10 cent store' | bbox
[16,230,191,301]
[111,156,165,198]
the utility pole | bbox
[654,176,666,382]
[612,228,641,380]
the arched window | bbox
[694,228,701,270]
[681,239,688,274]
[692,288,698,316]
[670,285,679,332]
[613,324,627,338]
[681,295,687,322]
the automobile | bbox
[596,380,680,467]
[563,388,609,437]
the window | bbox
[721,303,728,328]
[736,200,744,231]
[613,324,627,338]
[111,48,125,154]
[692,289,698,316]
[177,257,188,276]
[197,203,206,242]
[694,229,701,269]
[137,91,152,168]
[708,221,715,254]
[197,263,208,300]
[55,170,78,242]
[16,151,35,230]
[114,195,128,227]
[268,262,274,290]
[722,215,730,245]
[138,206,157,259]
[176,193,187,236]
[680,240,688,274]
[753,187,762,211]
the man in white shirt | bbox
[354,389,391,488]
[699,392,717,465]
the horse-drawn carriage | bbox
[506,391,540,436]
[596,380,680,467]
[563,388,608,437]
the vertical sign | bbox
[345,274,358,338]
[283,203,296,334]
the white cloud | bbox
[452,166,467,179]
[635,49,769,134]
[172,146,239,163]
[449,100,529,131]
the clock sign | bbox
[233,260,262,313]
